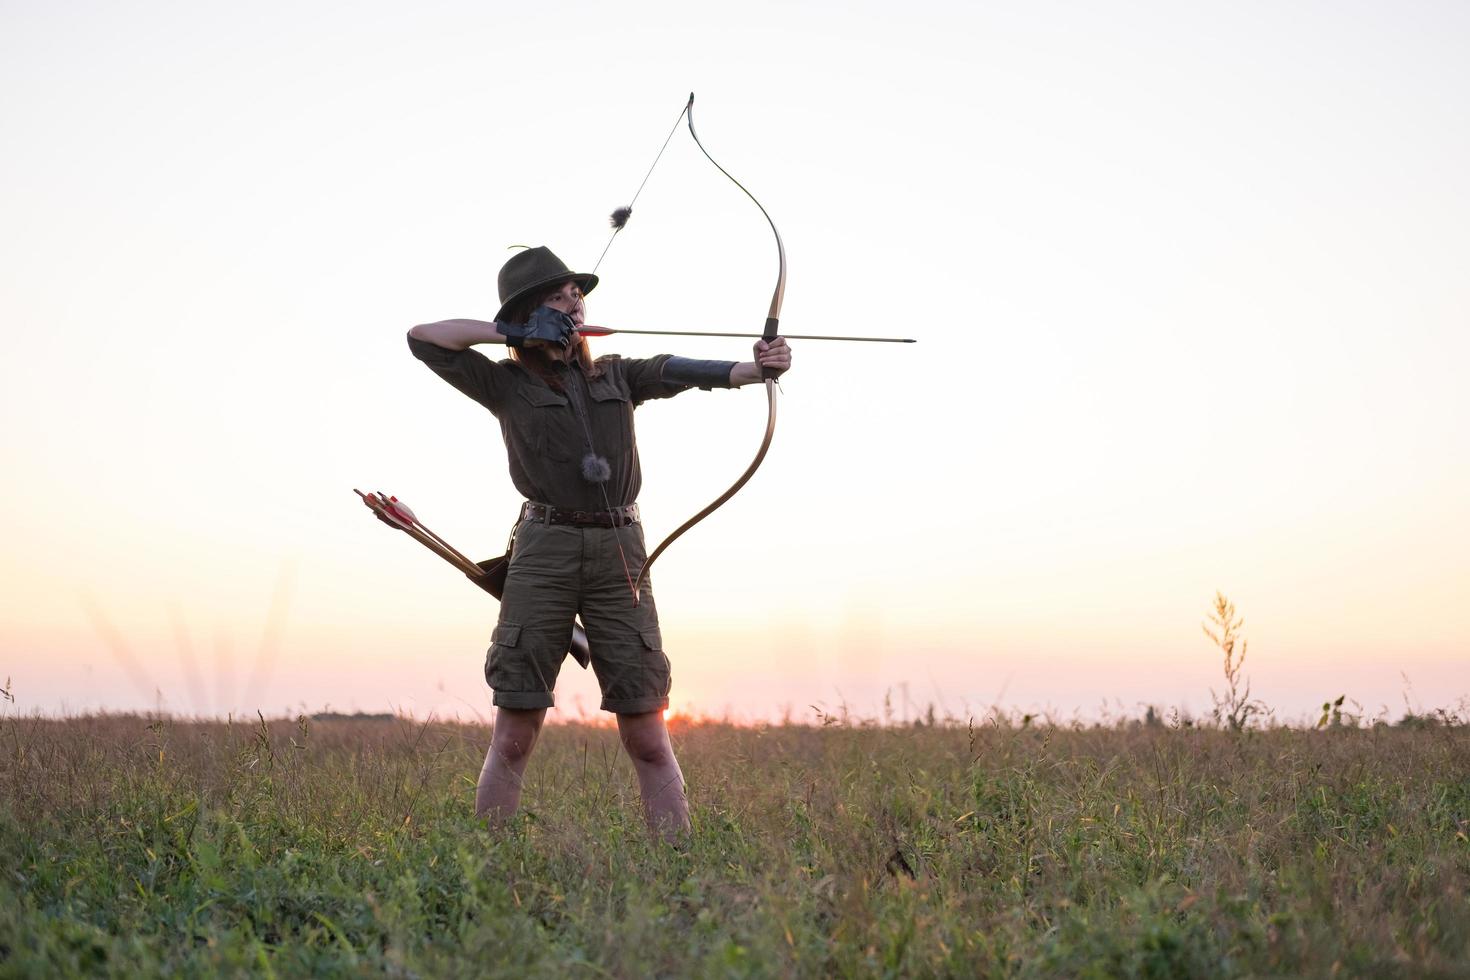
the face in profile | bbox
[542,280,586,332]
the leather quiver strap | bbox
[472,555,509,598]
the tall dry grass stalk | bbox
[1204,592,1266,731]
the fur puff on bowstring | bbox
[581,453,612,484]
[610,207,633,230]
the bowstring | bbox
[579,95,693,604]
[589,98,691,279]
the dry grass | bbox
[2,711,1468,977]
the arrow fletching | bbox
[384,495,419,526]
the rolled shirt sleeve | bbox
[407,333,511,414]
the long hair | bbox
[503,282,604,389]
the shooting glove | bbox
[498,306,576,349]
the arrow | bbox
[354,490,591,668]
[357,490,481,577]
[576,325,915,343]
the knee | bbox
[492,720,542,765]
[621,728,673,768]
[494,734,536,765]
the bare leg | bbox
[617,710,690,840]
[476,706,547,824]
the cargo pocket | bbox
[640,627,671,697]
[484,621,523,688]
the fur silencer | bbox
[581,453,612,484]
[610,207,633,230]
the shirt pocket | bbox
[587,374,633,455]
[514,385,574,460]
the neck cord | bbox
[561,360,639,602]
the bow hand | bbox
[732,337,792,385]
[756,337,791,378]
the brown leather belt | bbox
[520,501,640,528]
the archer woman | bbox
[407,246,791,837]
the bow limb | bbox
[632,93,786,603]
[682,93,787,360]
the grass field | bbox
[2,710,1468,977]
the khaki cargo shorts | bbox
[486,518,669,714]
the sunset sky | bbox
[2,0,1466,724]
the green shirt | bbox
[408,335,704,510]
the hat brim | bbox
[495,272,599,324]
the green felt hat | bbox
[495,246,598,323]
